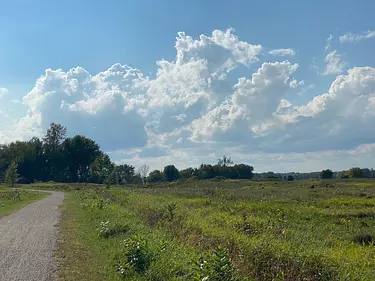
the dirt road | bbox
[0,191,64,281]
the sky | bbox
[0,0,375,173]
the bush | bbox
[98,221,129,238]
[211,176,226,181]
[192,246,238,281]
[115,235,153,276]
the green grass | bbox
[0,186,48,217]
[56,179,375,280]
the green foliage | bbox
[320,169,333,179]
[287,175,294,181]
[104,167,117,189]
[5,162,19,187]
[148,170,165,183]
[167,202,177,221]
[0,188,46,216]
[163,165,180,182]
[98,221,129,238]
[192,246,238,281]
[349,167,364,178]
[115,234,153,276]
[58,180,375,280]
[116,164,135,184]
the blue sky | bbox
[1,0,375,172]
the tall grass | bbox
[57,179,375,280]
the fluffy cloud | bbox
[2,28,375,171]
[268,48,296,56]
[19,64,148,150]
[340,30,375,43]
[323,50,346,75]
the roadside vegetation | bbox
[3,123,375,280]
[54,179,375,281]
[0,187,47,217]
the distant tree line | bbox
[0,124,254,185]
[147,156,254,183]
[254,167,375,180]
[1,122,372,185]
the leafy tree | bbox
[5,162,19,187]
[104,166,117,189]
[43,123,68,181]
[349,167,364,178]
[179,167,197,179]
[116,164,135,184]
[320,169,333,179]
[287,175,294,181]
[163,165,180,182]
[62,135,101,182]
[43,123,67,149]
[148,170,165,183]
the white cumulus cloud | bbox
[2,28,375,172]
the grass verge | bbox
[0,187,48,217]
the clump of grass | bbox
[98,221,129,238]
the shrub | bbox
[192,246,238,281]
[115,235,153,276]
[167,202,177,221]
[98,221,129,238]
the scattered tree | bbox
[320,169,333,179]
[163,165,180,182]
[348,167,364,178]
[148,170,165,183]
[5,162,19,187]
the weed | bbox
[98,221,129,238]
[167,202,177,221]
[192,246,238,281]
[115,234,153,276]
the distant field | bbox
[54,179,375,281]
[0,187,47,217]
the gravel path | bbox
[0,191,64,281]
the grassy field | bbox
[55,179,375,281]
[0,186,48,217]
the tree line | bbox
[254,167,375,180]
[0,123,254,185]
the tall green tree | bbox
[5,162,19,187]
[116,164,135,184]
[348,167,363,178]
[62,135,101,182]
[163,165,180,182]
[43,123,67,181]
[148,170,165,183]
[320,169,333,179]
